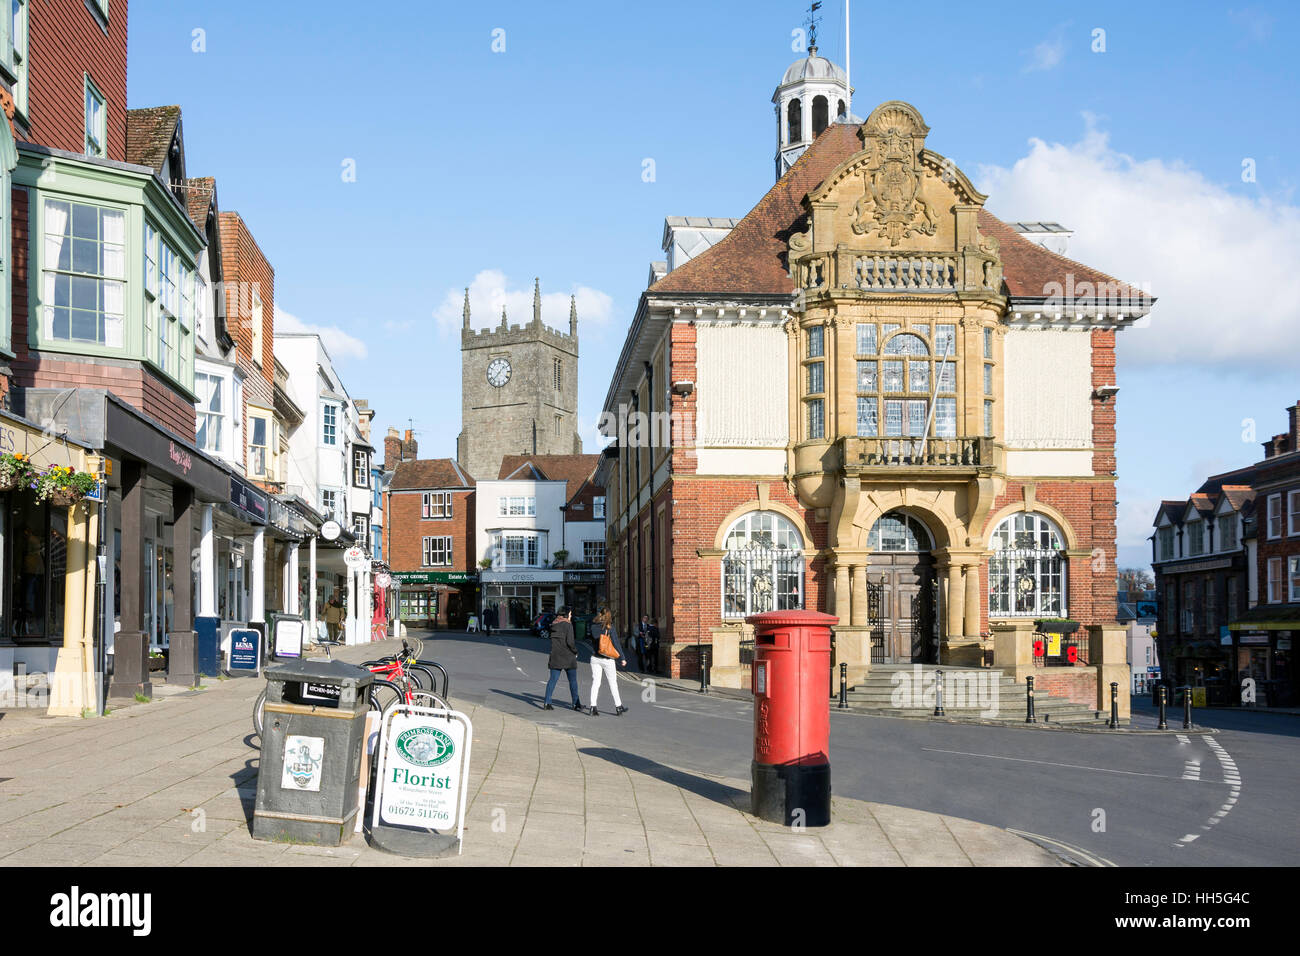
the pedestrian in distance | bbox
[635,614,650,671]
[323,591,344,643]
[542,606,582,712]
[588,607,628,716]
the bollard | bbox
[1182,684,1192,730]
[1025,675,1036,724]
[1108,681,1119,729]
[838,662,847,709]
[1157,684,1168,730]
[698,643,708,693]
[934,668,945,716]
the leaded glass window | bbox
[721,511,805,618]
[988,512,1067,617]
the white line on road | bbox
[921,748,1172,778]
[1176,734,1190,745]
[1005,829,1116,867]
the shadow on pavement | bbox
[489,688,551,709]
[578,746,747,809]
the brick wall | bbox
[1034,668,1097,709]
[387,489,476,573]
[1257,479,1300,603]
[217,211,274,472]
[24,0,129,160]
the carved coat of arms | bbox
[851,127,937,247]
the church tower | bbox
[773,44,852,181]
[456,279,582,481]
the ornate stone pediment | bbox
[850,103,936,246]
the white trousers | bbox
[589,656,622,708]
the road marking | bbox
[921,748,1171,779]
[1005,829,1116,867]
[1176,734,1190,745]
[1178,833,1200,843]
[1174,737,1242,849]
[1182,760,1201,781]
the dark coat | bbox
[548,619,577,670]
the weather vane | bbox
[805,1,822,50]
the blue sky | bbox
[126,1,1300,571]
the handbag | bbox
[597,626,619,659]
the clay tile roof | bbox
[974,210,1151,306]
[184,176,215,229]
[1219,485,1256,511]
[1155,500,1187,525]
[1188,493,1216,516]
[125,106,181,171]
[496,454,603,501]
[391,459,474,491]
[649,123,862,296]
[645,121,1152,308]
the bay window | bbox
[42,197,125,347]
[321,490,336,520]
[248,408,271,479]
[322,403,337,446]
[490,532,540,567]
[855,327,958,442]
[194,370,224,453]
[352,448,369,487]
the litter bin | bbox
[253,659,374,846]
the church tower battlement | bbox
[457,279,583,481]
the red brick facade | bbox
[386,489,476,575]
[22,0,128,161]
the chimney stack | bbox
[384,426,401,467]
[1290,400,1300,453]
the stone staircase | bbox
[839,663,1112,725]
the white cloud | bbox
[275,306,368,361]
[1024,23,1068,72]
[433,269,614,336]
[977,116,1300,368]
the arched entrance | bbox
[867,512,938,664]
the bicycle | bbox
[253,639,448,738]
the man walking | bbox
[543,606,582,711]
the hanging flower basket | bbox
[0,453,34,492]
[32,464,97,506]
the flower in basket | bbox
[33,465,97,504]
[0,452,34,489]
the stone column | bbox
[963,560,981,638]
[287,542,300,615]
[834,563,851,626]
[110,461,151,699]
[49,498,93,716]
[198,504,215,617]
[251,526,266,624]
[850,564,868,626]
[309,536,318,633]
[167,485,200,686]
[1089,624,1131,720]
[945,563,963,641]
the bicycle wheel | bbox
[368,678,405,715]
[253,688,266,738]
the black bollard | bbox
[1025,675,1036,724]
[839,662,847,709]
[1157,684,1168,730]
[699,643,708,693]
[934,668,945,716]
[1182,685,1192,730]
[1108,681,1119,729]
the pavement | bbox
[0,640,1063,867]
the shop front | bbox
[25,390,230,702]
[1227,606,1297,706]
[393,570,477,629]
[481,569,564,629]
[0,409,97,712]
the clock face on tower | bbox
[486,358,511,387]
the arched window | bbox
[988,512,1067,617]
[836,99,846,120]
[787,99,802,145]
[812,95,829,136]
[868,512,932,552]
[722,511,804,618]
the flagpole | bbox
[845,0,851,119]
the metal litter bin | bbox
[253,659,374,847]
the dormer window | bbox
[1217,514,1237,551]
[1157,526,1175,561]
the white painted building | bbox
[275,332,376,643]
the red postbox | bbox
[747,609,837,827]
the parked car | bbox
[531,611,557,637]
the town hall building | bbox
[601,48,1152,715]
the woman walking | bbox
[543,607,583,711]
[588,607,627,717]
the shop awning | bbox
[1228,605,1300,631]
